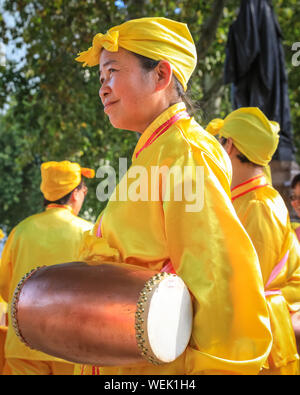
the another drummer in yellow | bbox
[207,108,300,375]
[74,17,272,375]
[0,161,94,375]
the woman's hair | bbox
[219,137,261,166]
[132,52,195,114]
[291,174,300,189]
[43,180,84,207]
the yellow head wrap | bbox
[0,229,4,240]
[40,161,95,202]
[75,17,197,91]
[206,107,280,166]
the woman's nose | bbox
[99,82,111,102]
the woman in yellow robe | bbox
[74,17,272,375]
[207,108,300,374]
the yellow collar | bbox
[46,204,74,214]
[132,102,187,162]
[231,174,268,202]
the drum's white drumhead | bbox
[147,275,193,363]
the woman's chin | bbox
[109,117,124,130]
[105,113,119,128]
[109,118,137,132]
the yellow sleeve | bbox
[238,200,280,284]
[0,229,16,303]
[77,213,120,264]
[280,230,300,312]
[239,200,300,312]
[162,152,272,375]
[235,199,300,367]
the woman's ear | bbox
[154,60,173,91]
[69,189,78,203]
[224,138,234,156]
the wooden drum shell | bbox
[11,261,193,367]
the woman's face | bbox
[291,182,300,218]
[99,48,157,133]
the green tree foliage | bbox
[0,0,299,233]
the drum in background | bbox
[11,262,193,367]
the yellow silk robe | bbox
[232,174,300,374]
[0,232,7,373]
[291,222,300,243]
[0,206,93,362]
[0,293,7,374]
[76,102,272,375]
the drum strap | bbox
[96,215,103,238]
[161,260,176,274]
[264,250,289,297]
[162,250,290,288]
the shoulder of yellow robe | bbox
[252,185,290,227]
[236,185,290,241]
[160,117,233,197]
[12,209,93,244]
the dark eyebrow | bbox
[99,60,118,75]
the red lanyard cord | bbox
[135,110,190,159]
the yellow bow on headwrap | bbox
[40,161,95,202]
[75,17,197,91]
[81,31,120,66]
[206,107,280,167]
[205,118,225,136]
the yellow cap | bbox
[75,17,197,91]
[40,161,95,201]
[206,108,280,166]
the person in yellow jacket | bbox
[73,17,273,375]
[290,174,300,242]
[0,228,8,374]
[0,161,95,375]
[207,107,300,375]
